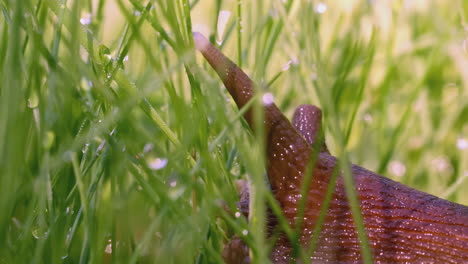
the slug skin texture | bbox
[193,32,468,263]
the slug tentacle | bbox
[292,104,329,153]
[193,32,255,115]
[193,32,288,133]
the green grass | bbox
[1,0,468,263]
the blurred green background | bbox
[0,0,467,263]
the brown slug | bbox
[193,32,468,263]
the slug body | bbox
[193,33,468,263]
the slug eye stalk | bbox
[193,32,285,131]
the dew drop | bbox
[388,160,406,177]
[96,140,106,154]
[432,156,452,173]
[281,58,298,71]
[32,229,39,239]
[143,143,154,153]
[262,93,275,106]
[286,195,296,202]
[105,240,112,254]
[457,137,468,150]
[80,14,92,25]
[28,93,39,108]
[169,180,177,187]
[168,185,185,200]
[148,158,168,170]
[32,228,48,240]
[43,131,55,150]
[82,144,89,155]
[80,78,92,91]
[315,3,327,14]
[363,113,373,123]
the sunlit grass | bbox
[1,0,467,263]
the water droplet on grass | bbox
[262,93,275,106]
[363,113,373,123]
[315,3,327,14]
[28,93,39,108]
[105,240,112,254]
[32,228,48,240]
[96,140,106,154]
[282,58,298,71]
[169,180,177,187]
[388,160,406,178]
[143,143,154,153]
[168,185,185,200]
[457,137,468,150]
[432,156,452,173]
[148,158,168,170]
[43,131,55,150]
[80,14,92,25]
[82,143,89,154]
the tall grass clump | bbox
[1,0,467,263]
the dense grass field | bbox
[1,0,467,263]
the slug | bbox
[193,32,468,263]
